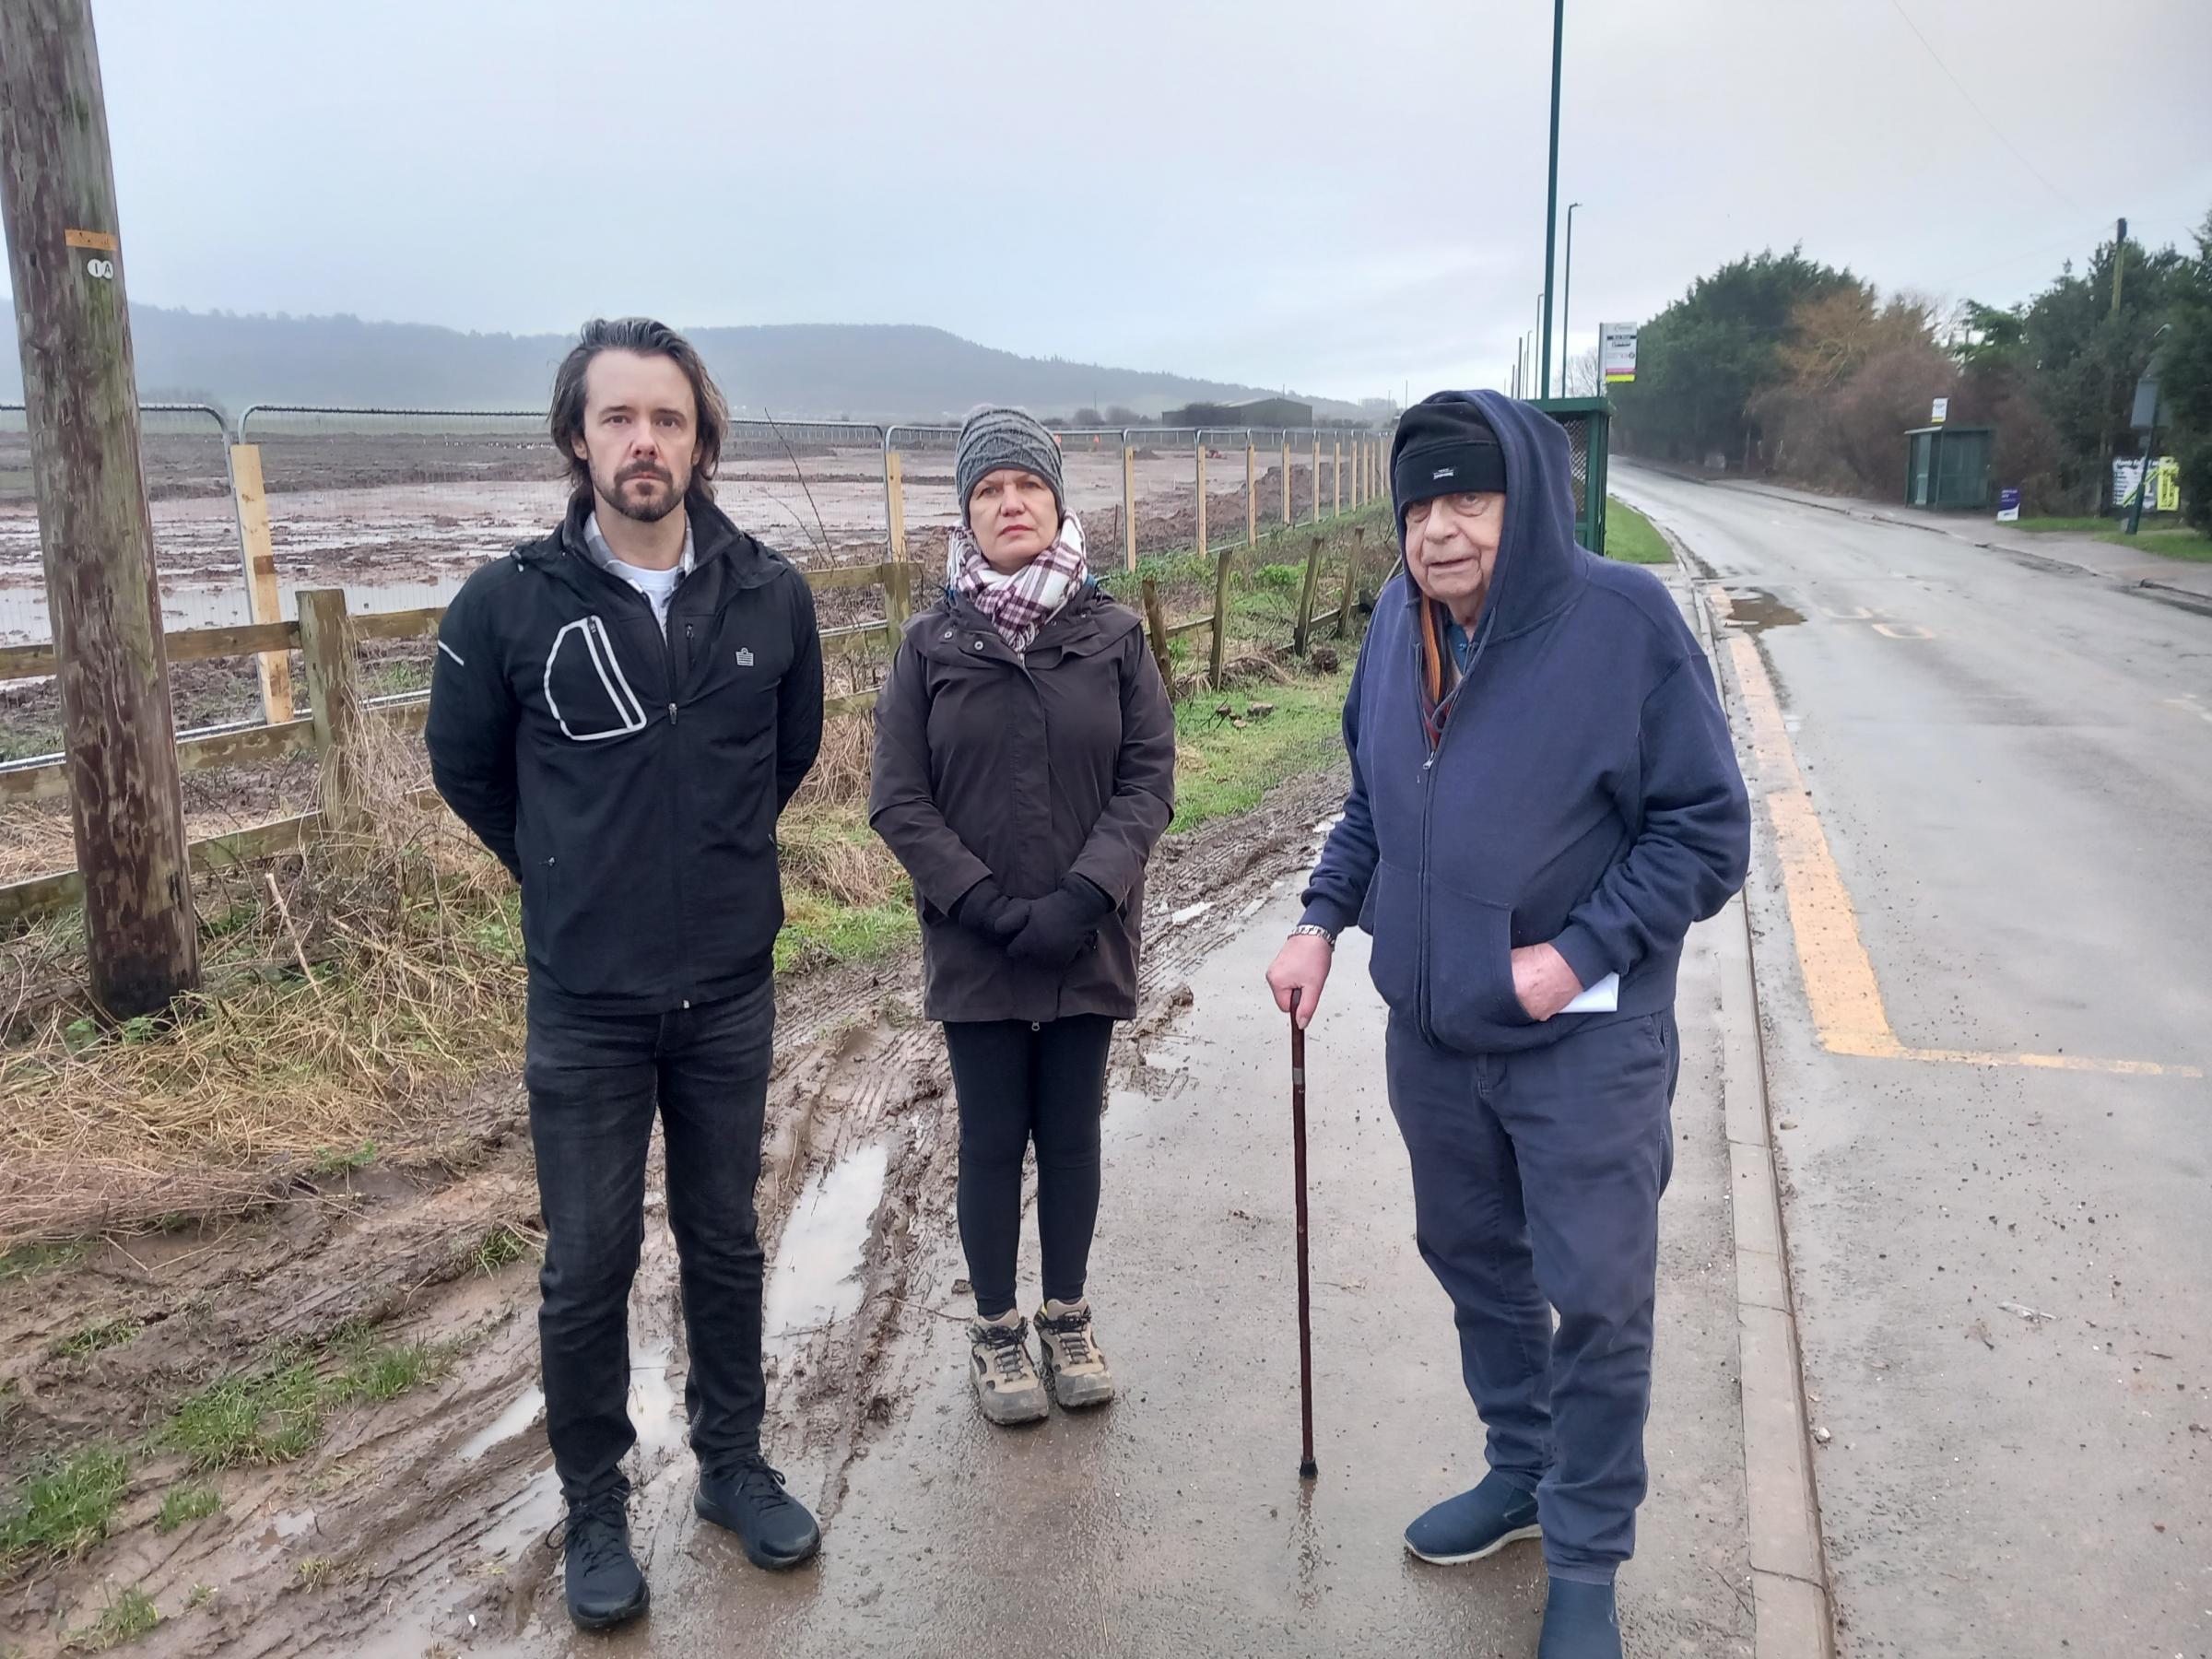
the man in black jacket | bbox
[428,318,824,1630]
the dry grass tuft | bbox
[0,720,525,1247]
[798,706,875,809]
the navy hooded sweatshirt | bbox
[1300,391,1749,1055]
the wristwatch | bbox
[1288,923,1338,947]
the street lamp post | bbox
[1540,0,1566,397]
[1533,294,1545,399]
[1562,201,1582,394]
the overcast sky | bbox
[22,0,2212,404]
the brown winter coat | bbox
[868,584,1176,1024]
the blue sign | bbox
[1996,487,2020,524]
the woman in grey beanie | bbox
[870,406,1175,1427]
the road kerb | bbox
[1672,560,1838,1659]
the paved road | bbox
[441,885,1761,1659]
[1615,465,2212,1659]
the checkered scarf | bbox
[946,513,1089,652]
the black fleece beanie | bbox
[1392,400,1508,539]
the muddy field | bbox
[0,759,1351,1656]
[0,430,1351,649]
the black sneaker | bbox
[559,1489,649,1631]
[694,1454,822,1571]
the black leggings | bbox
[942,1015,1114,1320]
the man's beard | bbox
[598,462,685,524]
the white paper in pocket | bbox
[1562,972,1620,1014]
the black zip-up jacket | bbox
[427,496,824,1011]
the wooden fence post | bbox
[1245,441,1257,547]
[1194,443,1208,563]
[884,447,909,561]
[1140,576,1173,688]
[1208,546,1233,689]
[229,442,294,725]
[1292,532,1326,654]
[1334,441,1344,518]
[1281,433,1292,525]
[0,0,199,1013]
[1335,526,1365,639]
[882,559,912,631]
[1122,444,1136,571]
[297,587,366,833]
[1312,432,1324,524]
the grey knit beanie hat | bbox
[955,406,1065,525]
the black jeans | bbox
[942,1015,1114,1320]
[525,975,774,1503]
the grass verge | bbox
[1605,499,1673,564]
[2,723,527,1247]
[52,1319,140,1361]
[69,1583,159,1649]
[1,1241,89,1283]
[156,1485,222,1533]
[1173,672,1349,831]
[2011,514,2212,561]
[162,1330,457,1471]
[0,1445,129,1566]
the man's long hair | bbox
[549,316,729,507]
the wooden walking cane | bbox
[1290,993,1318,1480]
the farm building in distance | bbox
[1160,394,1314,429]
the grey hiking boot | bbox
[1033,1299,1115,1409]
[969,1310,1049,1425]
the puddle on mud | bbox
[269,1507,318,1541]
[629,1342,684,1458]
[476,1466,562,1564]
[1721,587,1806,633]
[762,1140,890,1356]
[458,1386,546,1464]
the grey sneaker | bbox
[1033,1299,1115,1409]
[969,1311,1049,1425]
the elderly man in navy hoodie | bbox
[1266,392,1748,1658]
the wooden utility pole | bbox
[0,0,199,1014]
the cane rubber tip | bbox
[1299,1459,1318,1481]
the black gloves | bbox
[949,877,1030,941]
[1006,876,1115,969]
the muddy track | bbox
[0,761,1347,1656]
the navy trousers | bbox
[1385,1009,1679,1583]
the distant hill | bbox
[0,305,1363,424]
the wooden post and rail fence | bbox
[0,559,917,934]
[1137,523,1372,693]
[0,509,1383,941]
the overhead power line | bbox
[1885,0,2083,215]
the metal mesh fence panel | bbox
[1556,411,1591,523]
[1048,427,1130,562]
[239,406,561,621]
[1119,429,1202,562]
[0,404,234,647]
[886,425,960,584]
[719,419,888,566]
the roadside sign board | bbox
[1930,397,1948,425]
[1997,487,2020,523]
[1600,323,1638,384]
[2112,455,2180,512]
